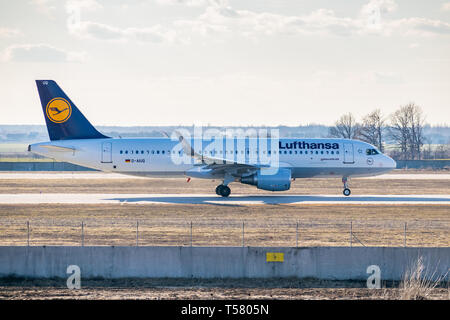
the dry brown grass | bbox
[398,256,449,300]
[0,203,448,247]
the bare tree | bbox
[389,103,426,160]
[359,109,385,152]
[329,113,361,139]
[389,106,411,160]
[408,104,426,160]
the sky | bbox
[0,0,449,126]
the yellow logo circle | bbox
[46,98,72,123]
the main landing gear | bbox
[342,177,351,196]
[215,184,231,197]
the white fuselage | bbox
[29,137,396,180]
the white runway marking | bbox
[0,172,449,180]
[0,193,448,205]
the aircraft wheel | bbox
[343,188,351,196]
[217,185,231,197]
[215,185,222,195]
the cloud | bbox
[442,2,450,11]
[390,17,450,35]
[180,0,450,38]
[175,5,365,38]
[31,0,57,17]
[360,0,398,16]
[0,27,22,38]
[68,21,177,43]
[155,0,209,6]
[372,71,403,84]
[65,0,450,45]
[66,0,103,11]
[1,44,86,63]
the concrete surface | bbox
[0,246,448,280]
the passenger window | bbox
[157,150,160,154]
[120,150,123,154]
[125,150,128,154]
[336,151,339,154]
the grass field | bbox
[0,204,448,247]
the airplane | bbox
[29,80,397,197]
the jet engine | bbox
[240,168,291,191]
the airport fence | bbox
[0,218,449,247]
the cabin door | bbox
[343,143,354,164]
[101,142,112,163]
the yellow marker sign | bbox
[266,252,284,262]
[46,97,72,123]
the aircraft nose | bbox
[386,156,397,169]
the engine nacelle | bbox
[240,168,291,191]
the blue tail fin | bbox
[36,80,109,141]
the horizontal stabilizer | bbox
[40,145,77,152]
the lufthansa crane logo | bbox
[46,98,72,123]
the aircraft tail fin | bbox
[35,80,109,141]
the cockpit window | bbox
[366,148,379,155]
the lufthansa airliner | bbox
[29,80,396,197]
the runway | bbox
[0,193,449,205]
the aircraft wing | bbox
[174,131,271,178]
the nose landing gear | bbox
[215,184,231,197]
[342,177,351,196]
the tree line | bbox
[328,103,447,160]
